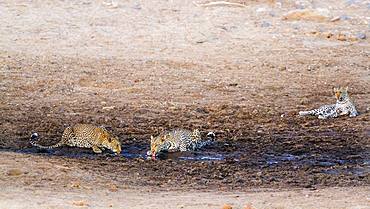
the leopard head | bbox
[149,135,171,157]
[206,132,216,141]
[334,86,349,103]
[99,129,122,155]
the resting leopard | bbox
[299,86,358,119]
[30,124,121,155]
[147,128,215,158]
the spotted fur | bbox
[147,129,215,157]
[299,87,358,119]
[30,124,121,155]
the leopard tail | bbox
[298,110,316,116]
[30,132,64,149]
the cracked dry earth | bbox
[0,0,369,208]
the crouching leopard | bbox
[299,86,358,119]
[30,124,122,155]
[147,129,215,157]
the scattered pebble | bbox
[340,15,350,20]
[72,200,89,207]
[330,16,341,22]
[330,15,350,22]
[222,204,233,209]
[292,24,300,30]
[309,30,364,42]
[70,181,81,188]
[244,203,255,209]
[132,3,142,10]
[345,0,356,6]
[109,184,118,192]
[355,33,366,40]
[282,9,331,22]
[102,0,118,8]
[7,169,23,176]
[261,21,271,27]
[256,7,269,13]
[279,66,287,71]
[102,106,115,110]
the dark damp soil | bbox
[0,51,369,191]
[1,99,369,191]
[0,0,369,189]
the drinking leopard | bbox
[30,124,122,155]
[147,128,215,158]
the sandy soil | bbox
[0,0,369,208]
[1,152,369,209]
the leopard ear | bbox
[345,86,349,92]
[333,87,338,92]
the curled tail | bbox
[299,110,316,116]
[30,133,64,149]
[199,132,215,148]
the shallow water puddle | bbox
[12,146,370,177]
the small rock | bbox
[340,15,350,20]
[132,3,141,10]
[336,33,349,41]
[330,15,350,22]
[345,0,356,5]
[307,65,318,71]
[244,203,255,209]
[261,21,271,27]
[279,66,287,71]
[72,200,88,207]
[282,9,331,22]
[222,204,233,209]
[108,184,118,192]
[102,106,115,110]
[356,33,366,40]
[7,169,23,176]
[70,181,81,188]
[256,7,269,13]
[322,31,334,38]
[292,24,300,30]
[330,16,341,22]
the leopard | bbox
[147,128,215,157]
[30,124,122,155]
[299,86,358,119]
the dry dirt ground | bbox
[0,0,369,208]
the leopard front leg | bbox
[92,145,103,153]
[349,109,359,117]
